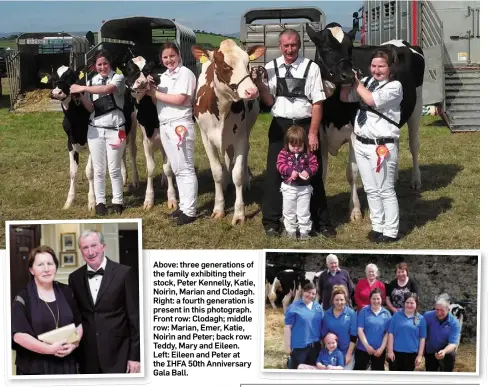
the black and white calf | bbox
[306,23,425,221]
[268,269,323,311]
[49,65,139,210]
[123,56,176,210]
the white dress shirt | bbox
[87,256,108,303]
[265,55,325,119]
[349,77,403,139]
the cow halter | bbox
[216,70,251,93]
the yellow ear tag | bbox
[200,56,208,64]
[249,54,255,61]
[116,67,123,75]
[40,76,48,84]
[79,71,85,80]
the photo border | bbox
[261,248,481,378]
[5,218,145,380]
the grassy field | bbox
[263,305,477,372]
[0,39,15,49]
[0,76,480,249]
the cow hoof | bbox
[132,181,140,190]
[211,211,225,219]
[231,216,245,226]
[143,201,154,210]
[350,210,362,222]
[167,199,178,209]
[88,202,96,212]
[63,201,72,210]
[410,180,422,191]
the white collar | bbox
[277,55,304,69]
[87,256,107,272]
[164,63,183,76]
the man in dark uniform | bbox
[253,29,336,238]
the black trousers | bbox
[354,348,386,371]
[393,351,417,371]
[262,117,332,231]
[425,351,456,372]
[288,341,322,369]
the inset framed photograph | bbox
[60,232,76,251]
[60,252,77,268]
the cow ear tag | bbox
[40,76,48,84]
[200,55,208,64]
[249,54,255,61]
[79,71,85,80]
[116,67,123,75]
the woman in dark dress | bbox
[12,245,83,375]
[386,262,419,314]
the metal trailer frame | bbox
[240,7,326,69]
[85,16,197,79]
[359,0,480,132]
[5,32,89,110]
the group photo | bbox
[6,220,143,377]
[0,1,480,249]
[263,251,479,374]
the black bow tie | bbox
[87,268,104,279]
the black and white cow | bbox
[265,263,302,304]
[123,56,177,210]
[49,65,139,210]
[306,23,425,221]
[268,269,323,311]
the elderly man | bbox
[318,254,354,310]
[423,296,461,372]
[68,229,140,374]
[253,28,336,239]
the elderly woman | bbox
[321,285,357,370]
[423,296,461,372]
[387,292,426,371]
[386,262,419,314]
[354,288,391,371]
[284,283,323,369]
[354,263,386,310]
[11,246,83,375]
[318,254,354,310]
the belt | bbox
[356,134,396,145]
[274,116,312,125]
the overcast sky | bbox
[0,0,362,35]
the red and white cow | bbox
[191,40,265,225]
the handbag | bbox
[37,323,80,344]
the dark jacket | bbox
[68,258,140,374]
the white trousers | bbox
[160,120,198,217]
[280,182,313,234]
[87,125,126,205]
[354,140,399,238]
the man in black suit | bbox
[68,229,140,374]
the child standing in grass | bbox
[276,125,318,240]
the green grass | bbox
[0,86,480,249]
[195,33,240,47]
[0,39,15,49]
[263,305,477,372]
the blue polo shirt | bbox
[357,305,391,352]
[321,306,357,355]
[316,348,345,367]
[285,299,323,349]
[423,310,461,354]
[388,310,427,353]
